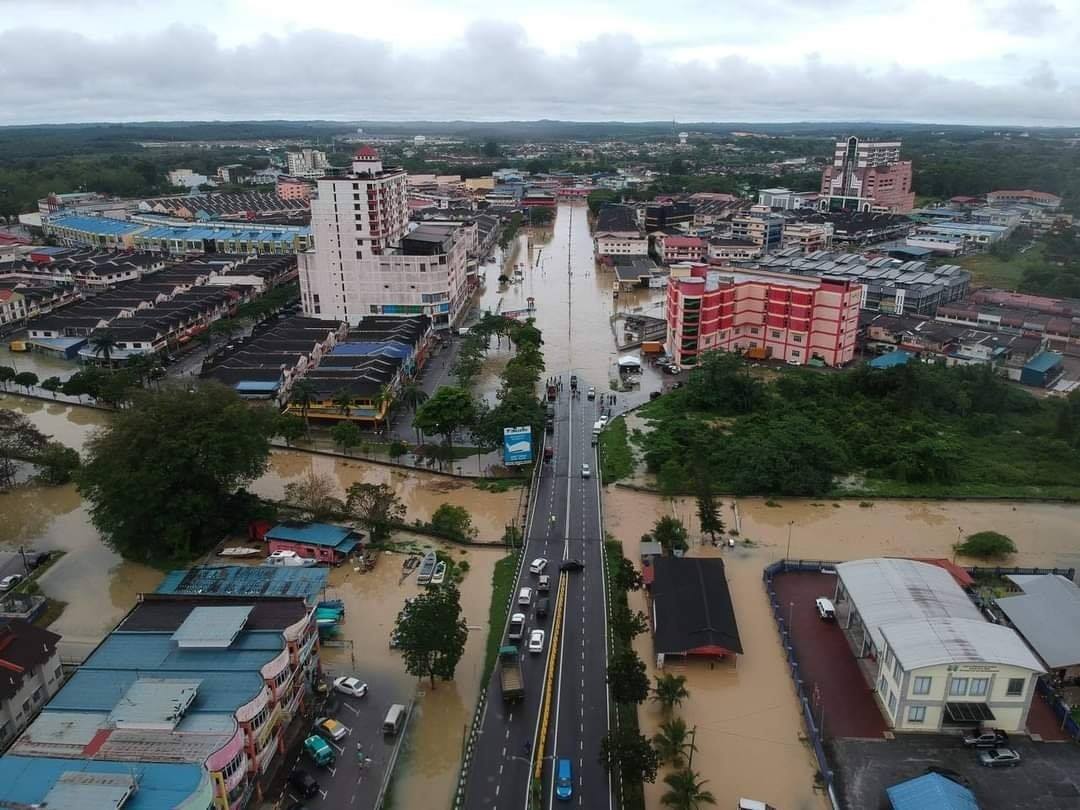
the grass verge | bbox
[599,416,634,483]
[475,477,527,493]
[482,553,521,685]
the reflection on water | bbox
[0,345,78,383]
[606,488,1080,809]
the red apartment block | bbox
[666,265,862,367]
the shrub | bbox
[954,531,1017,560]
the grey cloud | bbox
[983,1,1059,36]
[0,22,1077,125]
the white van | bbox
[383,703,407,736]
[815,597,836,621]
[518,587,533,607]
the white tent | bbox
[617,355,641,368]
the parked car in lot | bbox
[530,558,548,574]
[288,769,320,798]
[528,629,545,653]
[963,728,1008,748]
[0,575,22,592]
[815,597,836,620]
[303,735,335,767]
[333,676,368,698]
[315,717,348,741]
[979,747,1021,767]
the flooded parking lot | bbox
[605,487,1080,810]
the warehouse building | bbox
[833,558,1043,733]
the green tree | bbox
[612,557,644,592]
[429,503,477,541]
[344,482,406,543]
[13,371,38,392]
[290,378,318,430]
[694,473,724,544]
[388,439,409,462]
[482,139,500,157]
[599,726,660,787]
[651,717,696,768]
[685,350,764,414]
[660,769,715,810]
[413,386,477,454]
[275,413,306,447]
[331,388,353,417]
[284,470,344,521]
[77,383,275,562]
[88,330,119,366]
[34,441,81,485]
[652,673,690,713]
[40,376,63,398]
[611,601,648,643]
[653,515,689,555]
[587,189,618,215]
[0,409,49,489]
[398,381,429,443]
[0,366,15,389]
[393,583,469,688]
[954,531,1017,560]
[607,647,650,705]
[331,421,363,454]
[528,207,555,226]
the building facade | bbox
[730,205,785,252]
[820,137,915,214]
[0,620,62,751]
[300,148,467,328]
[275,175,312,202]
[285,149,330,179]
[665,266,862,367]
[781,222,833,254]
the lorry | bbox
[641,341,664,355]
[499,645,525,702]
[546,384,557,402]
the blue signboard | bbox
[503,426,533,466]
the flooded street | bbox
[479,205,664,386]
[1,344,79,383]
[605,488,1080,809]
[320,541,504,808]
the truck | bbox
[641,341,665,355]
[546,384,557,402]
[499,645,524,702]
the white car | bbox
[581,463,591,479]
[815,597,836,620]
[598,415,609,428]
[530,558,548,575]
[0,575,22,592]
[537,574,551,593]
[527,629,546,654]
[587,387,596,400]
[518,587,533,607]
[333,676,369,698]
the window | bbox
[878,675,887,695]
[771,330,781,338]
[22,699,30,713]
[907,705,926,723]
[793,334,803,342]
[884,649,893,668]
[892,660,902,682]
[969,678,989,697]
[949,677,969,697]
[912,676,932,695]
[1006,678,1025,697]
[888,691,897,714]
[32,688,42,704]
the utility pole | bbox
[687,725,698,768]
[785,521,794,560]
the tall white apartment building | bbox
[286,148,331,179]
[299,146,469,328]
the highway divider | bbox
[533,569,568,783]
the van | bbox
[555,757,573,801]
[383,703,407,736]
[815,597,836,621]
[518,587,533,607]
[536,597,550,619]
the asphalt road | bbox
[462,382,611,810]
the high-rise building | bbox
[299,147,469,328]
[285,148,331,179]
[819,137,915,214]
[730,205,785,252]
[665,265,862,367]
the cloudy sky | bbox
[1,0,1077,126]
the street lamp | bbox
[785,521,794,560]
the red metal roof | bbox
[906,558,975,589]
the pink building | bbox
[666,265,862,367]
[276,175,312,201]
[820,137,914,214]
[986,189,1062,209]
[658,234,707,264]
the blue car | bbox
[555,757,573,801]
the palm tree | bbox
[332,388,353,417]
[89,330,118,367]
[653,673,690,712]
[398,381,429,444]
[652,717,696,768]
[660,768,715,810]
[375,384,394,430]
[290,379,318,433]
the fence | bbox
[1034,679,1080,741]
[762,560,840,810]
[374,693,418,810]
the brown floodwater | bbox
[605,488,1080,810]
[318,538,502,807]
[1,344,79,382]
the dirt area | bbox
[830,734,1080,810]
[604,489,1080,810]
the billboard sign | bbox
[503,425,533,466]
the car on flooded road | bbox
[332,676,368,698]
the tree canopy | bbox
[344,482,406,543]
[393,583,469,687]
[77,383,275,563]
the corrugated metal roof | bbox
[171,605,252,648]
[836,559,983,651]
[996,575,1080,669]
[881,617,1044,672]
[108,678,202,730]
[52,668,265,713]
[886,772,979,810]
[1024,351,1063,373]
[264,521,359,548]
